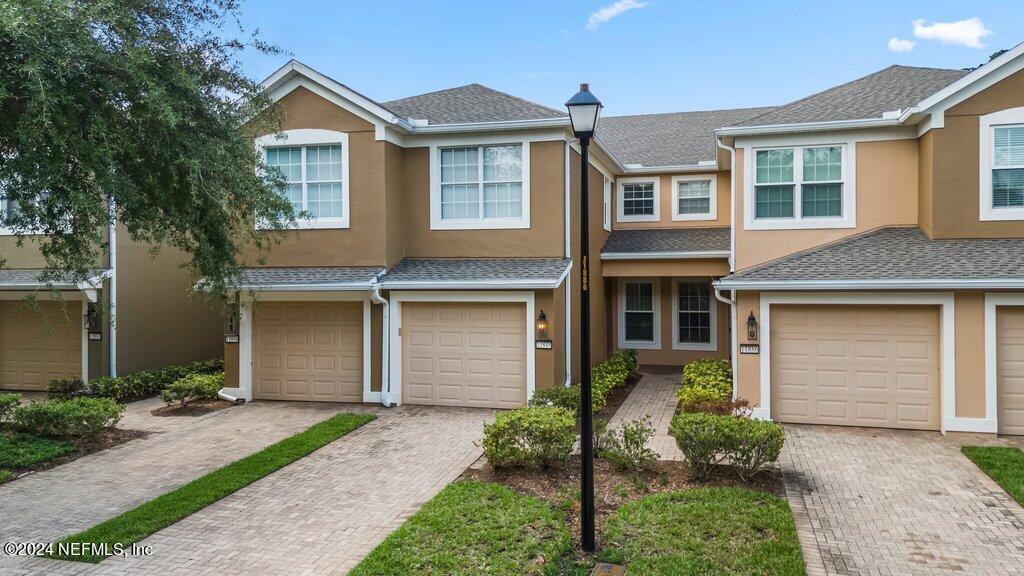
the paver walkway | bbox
[608,371,683,460]
[3,401,489,576]
[782,425,1024,576]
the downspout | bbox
[370,274,392,407]
[563,139,572,387]
[716,137,737,273]
[714,288,738,400]
[107,198,117,378]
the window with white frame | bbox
[992,125,1024,209]
[753,145,844,220]
[616,177,660,222]
[258,129,350,229]
[619,279,660,349]
[439,144,524,221]
[672,175,717,221]
[673,280,716,350]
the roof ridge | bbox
[384,82,565,118]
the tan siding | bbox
[735,290,762,405]
[568,150,610,380]
[602,259,729,278]
[612,171,732,230]
[918,130,934,237]
[384,142,405,266]
[954,292,986,418]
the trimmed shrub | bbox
[14,397,124,438]
[482,405,576,468]
[671,412,783,480]
[161,372,224,407]
[86,357,225,402]
[677,385,730,413]
[602,416,658,472]
[529,349,638,416]
[529,384,579,413]
[0,393,20,422]
[681,358,732,397]
[680,396,753,418]
[47,377,86,400]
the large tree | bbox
[0,0,292,298]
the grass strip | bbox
[50,411,375,563]
[349,480,571,576]
[962,445,1024,506]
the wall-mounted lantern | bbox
[225,302,240,344]
[84,304,103,340]
[536,309,550,341]
[746,311,758,341]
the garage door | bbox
[770,305,940,430]
[997,307,1024,435]
[0,301,82,391]
[252,302,363,402]
[402,302,527,409]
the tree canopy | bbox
[0,0,293,298]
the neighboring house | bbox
[227,44,1024,436]
[0,219,223,390]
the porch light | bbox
[747,311,758,341]
[536,310,549,341]
[565,83,602,139]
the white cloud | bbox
[586,0,649,30]
[527,72,554,79]
[887,37,916,52]
[912,17,992,49]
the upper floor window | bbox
[429,141,530,230]
[993,126,1024,208]
[672,175,717,221]
[257,129,350,229]
[744,140,854,230]
[617,177,660,223]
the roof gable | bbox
[383,84,566,126]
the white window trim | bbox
[428,139,531,230]
[617,278,661,350]
[256,128,351,230]
[671,279,717,351]
[602,177,612,231]
[671,174,717,222]
[743,137,856,230]
[616,177,660,223]
[979,107,1024,221]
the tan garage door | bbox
[402,302,527,409]
[252,302,363,402]
[997,307,1024,435]
[0,301,82,391]
[770,305,940,430]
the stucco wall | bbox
[612,171,731,230]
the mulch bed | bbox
[150,399,235,417]
[2,426,148,483]
[461,456,784,550]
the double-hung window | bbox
[992,125,1024,209]
[258,129,350,229]
[672,175,716,221]
[434,143,527,228]
[617,177,660,222]
[673,280,716,351]
[619,279,660,349]
[750,144,850,228]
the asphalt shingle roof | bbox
[602,228,731,255]
[733,65,969,127]
[235,267,384,287]
[600,108,777,167]
[717,227,1024,285]
[383,84,566,125]
[380,258,570,286]
[0,268,107,288]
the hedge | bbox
[529,349,638,415]
[47,358,224,403]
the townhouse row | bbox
[4,45,1024,436]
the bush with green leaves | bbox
[677,358,733,411]
[161,372,224,407]
[13,397,124,438]
[671,412,783,480]
[79,357,225,403]
[0,393,20,422]
[482,406,576,469]
[529,384,579,413]
[602,416,658,472]
[528,349,638,416]
[47,377,86,400]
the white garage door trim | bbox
[984,293,1024,434]
[389,291,535,407]
[237,291,372,402]
[758,292,969,433]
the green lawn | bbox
[349,480,571,576]
[0,432,75,469]
[51,412,375,563]
[962,446,1024,506]
[597,487,805,576]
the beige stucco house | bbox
[223,45,1024,436]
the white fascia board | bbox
[621,164,722,174]
[911,42,1024,116]
[601,251,730,260]
[715,117,899,137]
[410,117,570,134]
[713,278,1024,290]
[239,282,374,292]
[380,262,572,291]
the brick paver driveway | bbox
[2,401,488,576]
[782,425,1024,576]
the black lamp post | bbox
[565,82,602,553]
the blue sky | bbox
[234,1,1024,117]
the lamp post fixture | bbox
[565,82,602,553]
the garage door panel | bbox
[771,305,940,430]
[998,307,1024,435]
[253,302,363,402]
[0,302,82,391]
[402,302,526,409]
